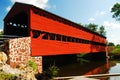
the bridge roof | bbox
[4,2,106,38]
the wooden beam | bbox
[86,73,120,78]
[53,73,120,80]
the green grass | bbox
[111,46,120,54]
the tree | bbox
[78,23,84,26]
[0,30,3,35]
[0,30,3,38]
[98,25,106,36]
[111,3,120,21]
[85,23,98,32]
[116,44,120,47]
[108,42,115,46]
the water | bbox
[58,59,120,80]
[108,61,120,80]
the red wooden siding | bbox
[31,39,105,56]
[30,9,105,44]
[30,8,106,56]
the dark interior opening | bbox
[4,12,29,37]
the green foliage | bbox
[111,3,120,21]
[85,23,98,32]
[111,45,120,54]
[78,23,84,26]
[77,58,89,64]
[77,53,89,64]
[27,59,38,71]
[35,65,60,79]
[98,25,106,36]
[85,23,106,37]
[116,44,120,47]
[0,31,3,35]
[48,65,59,77]
[108,42,115,46]
[0,30,3,38]
[77,53,86,58]
[0,71,16,80]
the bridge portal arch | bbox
[4,11,29,37]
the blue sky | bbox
[0,0,120,44]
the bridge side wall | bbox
[3,37,42,73]
[30,9,106,56]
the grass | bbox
[111,46,120,54]
[109,45,120,59]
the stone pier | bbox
[2,37,42,73]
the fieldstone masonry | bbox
[3,37,42,73]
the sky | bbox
[0,0,120,44]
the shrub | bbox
[35,65,59,80]
[27,59,38,71]
[0,71,17,80]
[48,65,59,77]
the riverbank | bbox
[109,53,120,59]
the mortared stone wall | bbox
[3,37,42,73]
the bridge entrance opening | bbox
[4,12,29,37]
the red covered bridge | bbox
[4,2,106,56]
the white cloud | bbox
[10,0,49,9]
[103,21,120,45]
[6,6,11,12]
[108,36,120,45]
[100,11,106,15]
[88,18,95,21]
[95,11,106,16]
[88,11,106,22]
[109,6,113,11]
[103,21,120,29]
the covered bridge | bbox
[4,2,106,56]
